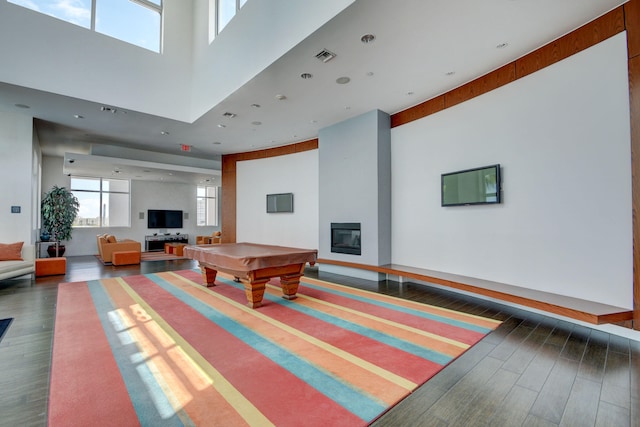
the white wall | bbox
[0,111,35,244]
[236,150,319,249]
[391,33,632,309]
[0,0,193,121]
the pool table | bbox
[183,242,318,308]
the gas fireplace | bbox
[331,223,361,255]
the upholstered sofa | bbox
[0,243,35,281]
[96,234,141,263]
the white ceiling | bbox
[0,0,627,183]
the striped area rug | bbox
[48,270,501,426]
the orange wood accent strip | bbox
[516,8,625,79]
[220,139,319,243]
[630,54,640,329]
[316,258,633,325]
[625,0,640,59]
[390,7,625,128]
[391,96,445,128]
[444,64,516,109]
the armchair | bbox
[96,234,141,263]
[196,231,222,245]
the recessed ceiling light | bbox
[217,124,226,128]
[300,73,313,79]
[251,121,262,126]
[446,71,456,76]
[366,71,374,77]
[315,49,336,63]
[496,43,509,49]
[212,141,222,145]
[74,114,84,119]
[275,94,287,100]
[161,131,170,135]
[14,103,30,109]
[251,103,261,108]
[336,77,351,84]
[361,34,375,44]
[407,92,414,96]
[223,112,236,118]
[100,106,117,113]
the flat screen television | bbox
[266,193,293,213]
[441,164,501,206]
[147,209,183,228]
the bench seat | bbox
[317,259,633,325]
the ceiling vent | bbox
[315,49,336,63]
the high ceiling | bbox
[0,0,627,183]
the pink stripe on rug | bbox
[49,282,139,426]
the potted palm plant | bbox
[41,185,79,257]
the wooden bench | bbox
[316,258,633,325]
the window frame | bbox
[210,0,246,42]
[196,185,219,227]
[7,0,163,53]
[70,177,132,228]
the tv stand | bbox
[145,234,188,251]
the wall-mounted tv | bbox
[148,209,183,228]
[266,193,293,213]
[441,164,501,206]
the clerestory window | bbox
[7,0,163,53]
[209,0,247,43]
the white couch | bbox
[0,244,35,280]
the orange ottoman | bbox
[36,257,66,277]
[112,251,141,266]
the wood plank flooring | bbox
[0,256,638,426]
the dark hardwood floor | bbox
[0,256,638,426]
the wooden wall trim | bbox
[626,0,640,329]
[220,139,318,243]
[391,7,625,128]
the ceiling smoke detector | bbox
[315,49,336,63]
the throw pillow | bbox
[0,242,24,261]
[106,235,117,243]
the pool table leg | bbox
[280,271,304,300]
[241,278,270,308]
[199,264,218,287]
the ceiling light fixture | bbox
[74,114,84,119]
[300,73,313,79]
[275,94,287,100]
[14,103,30,109]
[361,34,375,44]
[251,103,261,108]
[217,124,226,128]
[223,112,236,118]
[496,43,509,49]
[100,106,117,113]
[446,71,456,76]
[251,121,262,126]
[336,77,351,84]
[212,141,222,145]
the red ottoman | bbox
[112,251,141,266]
[36,257,66,277]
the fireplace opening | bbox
[331,223,361,255]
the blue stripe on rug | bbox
[147,273,387,421]
[214,276,453,366]
[86,280,189,427]
[299,280,494,334]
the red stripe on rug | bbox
[296,284,488,345]
[123,274,366,427]
[49,282,139,427]
[191,275,446,385]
